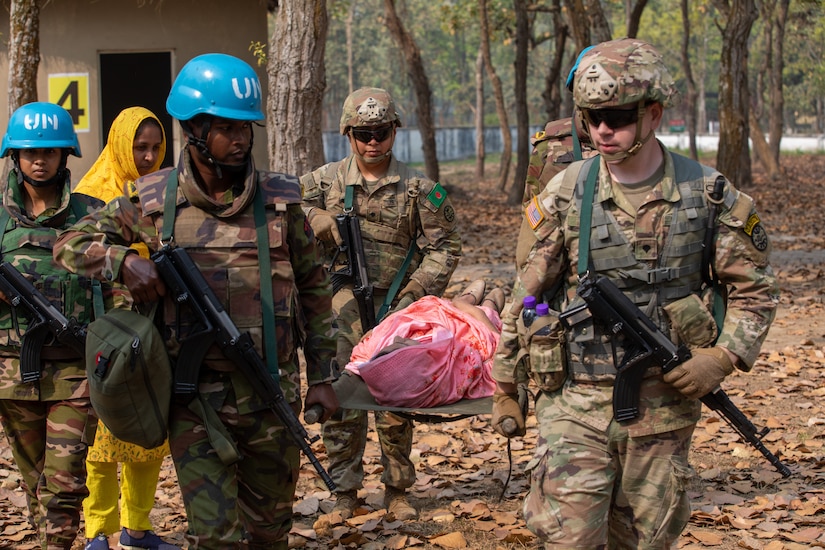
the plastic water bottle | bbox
[536,303,550,317]
[522,296,538,327]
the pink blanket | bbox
[345,296,502,408]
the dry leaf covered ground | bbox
[2,154,825,549]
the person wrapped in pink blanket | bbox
[344,280,504,408]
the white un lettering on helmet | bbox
[231,77,261,100]
[24,112,60,131]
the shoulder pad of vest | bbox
[135,167,181,216]
[71,192,105,211]
[258,171,302,204]
[543,117,574,140]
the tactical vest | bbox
[0,197,96,353]
[305,158,424,289]
[560,153,710,382]
[137,168,300,362]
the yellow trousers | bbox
[83,459,164,537]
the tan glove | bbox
[308,209,343,246]
[390,280,426,314]
[491,389,526,438]
[663,346,735,400]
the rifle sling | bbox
[0,203,90,381]
[161,169,281,397]
[344,184,418,324]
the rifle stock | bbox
[0,261,86,382]
[332,214,376,331]
[151,246,337,491]
[562,273,791,477]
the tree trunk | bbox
[267,0,327,176]
[749,110,781,176]
[542,0,567,121]
[584,0,613,42]
[474,48,485,180]
[8,0,41,116]
[479,0,511,190]
[714,0,757,187]
[384,0,439,182]
[508,0,530,206]
[625,0,650,38]
[768,0,789,162]
[680,0,699,160]
[346,1,355,94]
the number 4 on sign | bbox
[47,73,90,132]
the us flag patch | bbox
[526,196,545,230]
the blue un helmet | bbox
[1,102,81,158]
[166,53,265,121]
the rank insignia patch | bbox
[526,196,545,230]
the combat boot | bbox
[330,489,358,520]
[384,486,418,521]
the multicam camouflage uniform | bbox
[53,149,337,549]
[0,166,107,550]
[301,99,461,493]
[493,38,779,548]
[517,116,596,270]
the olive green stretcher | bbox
[329,371,493,422]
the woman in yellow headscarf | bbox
[75,107,179,550]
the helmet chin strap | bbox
[183,119,254,179]
[600,101,653,163]
[350,132,394,165]
[13,151,70,188]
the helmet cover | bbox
[573,38,679,110]
[339,87,402,135]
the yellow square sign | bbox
[48,73,90,133]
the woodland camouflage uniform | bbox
[492,38,779,548]
[301,87,461,499]
[54,148,337,548]
[0,164,109,550]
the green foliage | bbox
[317,0,823,134]
[249,41,267,66]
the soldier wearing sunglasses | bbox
[300,87,462,523]
[492,38,777,548]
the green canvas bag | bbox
[86,307,171,449]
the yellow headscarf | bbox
[74,106,166,203]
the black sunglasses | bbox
[351,126,393,143]
[582,108,639,130]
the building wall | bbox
[0,0,269,181]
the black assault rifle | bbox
[151,245,337,491]
[0,261,87,382]
[330,213,376,331]
[560,273,791,477]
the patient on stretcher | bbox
[342,280,505,409]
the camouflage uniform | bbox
[301,148,461,493]
[0,166,107,550]
[523,117,594,208]
[517,117,596,269]
[53,149,337,549]
[493,39,779,548]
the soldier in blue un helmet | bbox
[52,54,339,549]
[0,102,114,550]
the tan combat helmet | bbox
[572,38,679,160]
[573,37,679,110]
[339,87,402,135]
